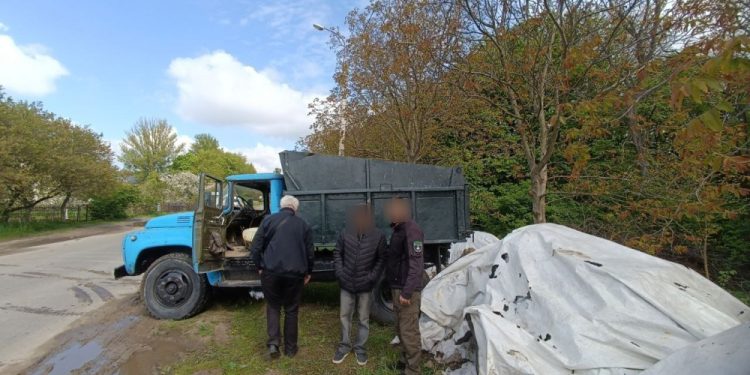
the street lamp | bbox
[312,23,346,44]
[313,23,348,157]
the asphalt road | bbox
[0,228,141,372]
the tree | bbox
[457,0,696,223]
[0,90,117,222]
[119,118,184,182]
[171,134,256,178]
[190,133,220,152]
[307,0,462,163]
[550,4,748,279]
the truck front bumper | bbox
[113,264,128,279]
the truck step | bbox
[217,280,261,288]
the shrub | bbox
[89,185,140,220]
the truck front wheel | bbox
[142,253,210,320]
[370,276,395,325]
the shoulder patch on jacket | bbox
[413,240,423,254]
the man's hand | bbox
[399,295,411,306]
[304,274,312,285]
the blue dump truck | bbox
[115,151,470,323]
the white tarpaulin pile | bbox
[420,224,750,374]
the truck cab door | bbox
[193,173,227,272]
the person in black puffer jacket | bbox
[331,204,386,366]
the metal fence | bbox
[7,205,91,223]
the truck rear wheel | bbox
[371,276,395,325]
[142,253,210,320]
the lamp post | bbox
[313,23,346,44]
[314,23,347,157]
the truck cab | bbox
[115,151,470,322]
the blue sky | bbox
[0,0,359,171]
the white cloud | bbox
[0,34,68,96]
[175,133,194,151]
[167,51,321,138]
[0,22,8,32]
[105,138,122,160]
[233,143,285,173]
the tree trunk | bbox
[338,121,346,156]
[531,165,548,223]
[60,193,71,221]
[338,102,347,156]
[702,232,710,280]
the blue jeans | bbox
[338,289,371,354]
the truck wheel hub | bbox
[155,271,191,307]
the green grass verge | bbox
[0,220,110,241]
[730,290,750,306]
[171,283,443,375]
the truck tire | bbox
[141,253,210,320]
[371,276,395,325]
[370,271,433,325]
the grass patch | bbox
[172,283,443,375]
[0,220,109,241]
[730,290,750,306]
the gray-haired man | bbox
[251,195,314,359]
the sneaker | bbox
[355,351,368,366]
[332,348,350,364]
[268,344,280,359]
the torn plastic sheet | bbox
[421,224,749,374]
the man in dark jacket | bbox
[332,204,386,366]
[251,195,314,359]
[385,198,424,375]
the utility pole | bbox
[314,23,348,157]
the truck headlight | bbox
[130,235,138,242]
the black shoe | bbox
[284,347,298,358]
[332,348,349,364]
[355,351,368,366]
[268,344,280,359]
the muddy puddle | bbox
[31,341,104,375]
[13,294,230,375]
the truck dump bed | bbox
[279,151,470,246]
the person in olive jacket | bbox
[332,204,386,366]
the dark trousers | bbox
[261,272,304,353]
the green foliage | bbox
[0,90,117,222]
[191,134,220,152]
[119,118,185,182]
[89,185,139,220]
[171,134,255,178]
[133,172,168,214]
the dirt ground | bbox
[10,284,443,375]
[12,293,232,375]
